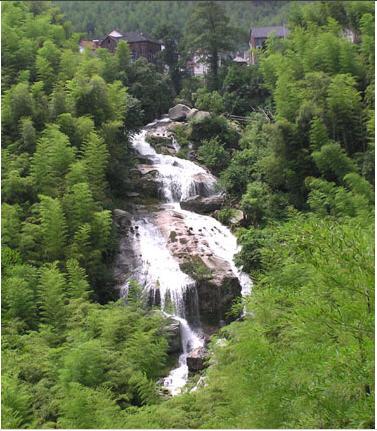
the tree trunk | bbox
[209,49,218,91]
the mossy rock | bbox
[180,256,213,282]
[146,134,173,148]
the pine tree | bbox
[185,1,238,90]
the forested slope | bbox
[1,0,375,429]
[55,0,292,39]
[1,1,175,428]
[115,1,376,428]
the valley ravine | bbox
[115,119,252,395]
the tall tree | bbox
[185,1,237,90]
[155,23,182,93]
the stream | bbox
[119,119,251,396]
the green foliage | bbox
[312,142,357,181]
[190,114,239,150]
[38,263,67,335]
[38,195,67,261]
[1,376,34,429]
[31,125,75,196]
[197,137,230,174]
[2,0,374,428]
[123,214,374,429]
[57,1,291,40]
[241,181,281,226]
[82,131,109,200]
[66,258,90,299]
[60,340,107,387]
[127,57,174,123]
[215,208,234,225]
[185,1,239,89]
[57,383,122,429]
[194,88,225,114]
[222,64,270,116]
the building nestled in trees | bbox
[249,25,289,64]
[99,29,163,62]
[79,38,101,53]
[186,53,209,76]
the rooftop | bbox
[250,26,289,39]
[106,29,162,45]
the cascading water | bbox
[122,120,251,395]
[131,130,217,202]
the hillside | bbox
[2,0,374,429]
[55,0,293,39]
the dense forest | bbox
[2,0,375,429]
[55,0,292,40]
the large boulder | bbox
[187,347,208,372]
[186,108,198,120]
[155,208,242,327]
[188,110,211,122]
[168,104,191,121]
[180,194,225,214]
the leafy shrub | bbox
[190,115,240,150]
[194,88,225,114]
[197,137,230,174]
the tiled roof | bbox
[251,26,289,39]
[106,29,161,45]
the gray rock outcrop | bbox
[187,347,208,372]
[188,110,211,122]
[155,208,242,326]
[168,104,191,121]
[180,194,225,214]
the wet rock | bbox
[180,194,225,214]
[132,167,161,198]
[187,347,208,372]
[168,104,191,121]
[113,209,132,231]
[136,155,155,165]
[196,275,241,326]
[146,287,161,309]
[146,133,176,155]
[155,209,242,327]
[164,318,182,354]
[126,192,140,198]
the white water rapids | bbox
[122,121,251,396]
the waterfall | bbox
[121,120,252,395]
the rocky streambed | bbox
[114,116,251,395]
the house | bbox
[232,51,248,65]
[249,25,289,64]
[99,29,163,63]
[79,39,100,53]
[186,54,209,77]
[186,52,233,77]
